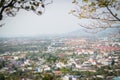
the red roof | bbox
[96,46,120,51]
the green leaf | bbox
[31,6,35,10]
[89,7,96,13]
[41,4,45,8]
[82,0,89,2]
[72,0,77,3]
[38,11,42,15]
[36,2,39,6]
[33,2,36,6]
[115,13,117,16]
[25,6,30,10]
[0,0,5,7]
[91,2,96,6]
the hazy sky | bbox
[0,0,82,37]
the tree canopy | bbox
[0,0,52,20]
[0,0,120,31]
[70,0,120,32]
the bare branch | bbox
[78,19,120,31]
[71,0,120,31]
[0,0,16,20]
[106,6,120,21]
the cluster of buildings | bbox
[0,37,120,80]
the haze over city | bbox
[0,0,120,80]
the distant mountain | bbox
[62,28,120,38]
[95,28,120,37]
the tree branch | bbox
[106,6,120,21]
[0,0,15,20]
